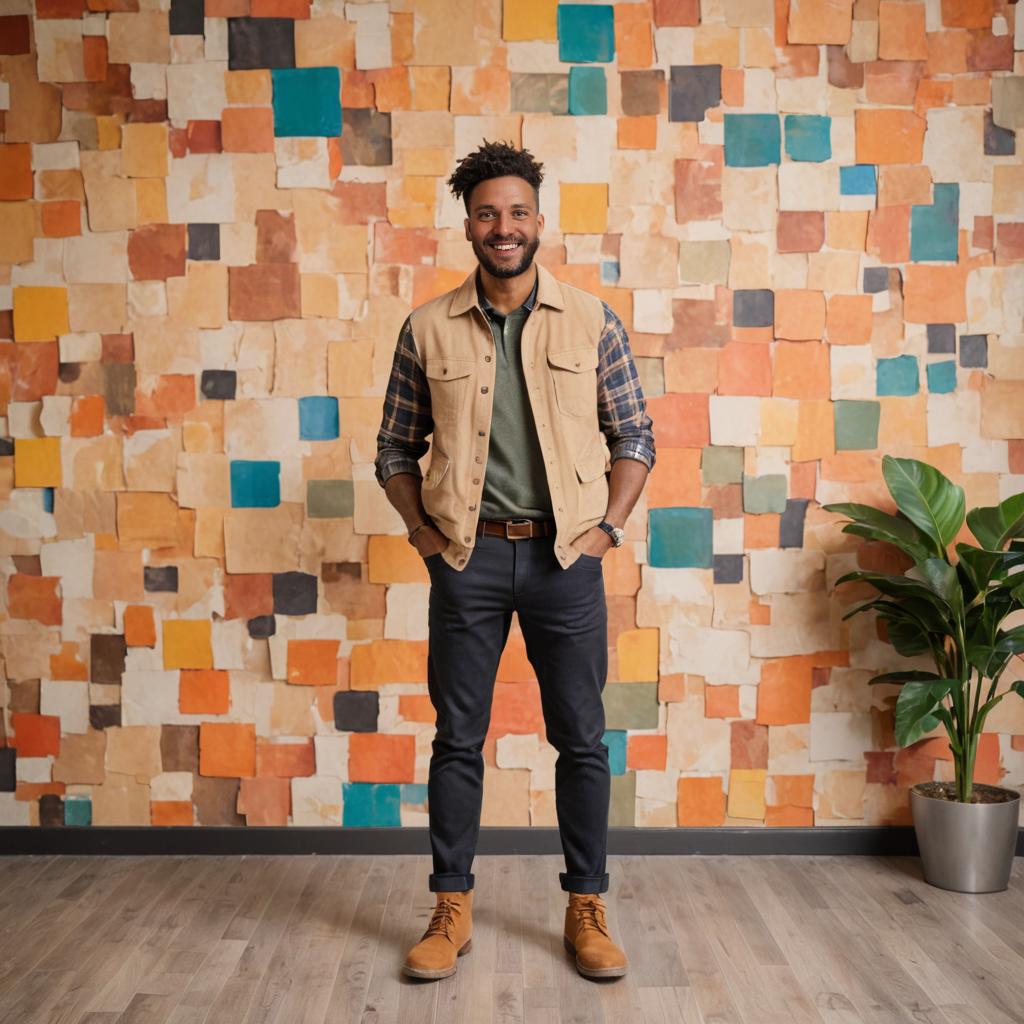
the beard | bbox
[472,234,541,279]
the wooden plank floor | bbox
[0,853,1021,1024]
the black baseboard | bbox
[3,826,1022,857]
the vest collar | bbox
[448,261,566,318]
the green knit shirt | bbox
[476,272,553,520]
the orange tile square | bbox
[399,694,436,723]
[627,734,667,770]
[287,638,340,686]
[705,684,739,718]
[878,0,928,60]
[855,109,926,164]
[70,394,105,436]
[367,535,430,584]
[677,775,726,826]
[257,739,315,777]
[617,116,657,149]
[220,107,275,153]
[50,642,89,681]
[349,639,428,689]
[124,604,157,647]
[718,340,772,395]
[646,393,710,447]
[825,294,873,345]
[151,801,194,826]
[12,713,61,757]
[773,341,830,398]
[180,669,230,714]
[41,200,81,237]
[8,575,61,625]
[348,732,416,783]
[744,513,780,548]
[615,2,654,68]
[0,143,33,201]
[646,447,701,508]
[774,289,826,341]
[199,721,256,777]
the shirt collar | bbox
[475,267,539,319]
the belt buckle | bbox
[504,518,532,540]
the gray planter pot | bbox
[910,782,1020,893]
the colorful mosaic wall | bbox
[1,0,1023,831]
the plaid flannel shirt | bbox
[374,295,656,487]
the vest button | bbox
[473,478,480,484]
[464,536,471,543]
[485,355,492,362]
[481,386,489,393]
[469,504,476,511]
[458,559,465,565]
[478,430,485,437]
[474,456,481,463]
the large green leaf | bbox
[1012,681,1024,701]
[894,679,955,747]
[956,545,1007,598]
[966,493,1024,551]
[994,625,1024,658]
[882,456,965,553]
[883,616,933,657]
[868,670,944,686]
[822,502,934,563]
[906,558,964,618]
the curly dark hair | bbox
[447,139,545,212]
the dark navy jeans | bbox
[423,532,611,895]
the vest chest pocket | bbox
[425,358,474,425]
[547,346,599,419]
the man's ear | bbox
[464,217,471,241]
[537,211,545,236]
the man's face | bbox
[464,175,544,280]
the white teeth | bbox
[493,243,519,250]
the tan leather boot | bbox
[563,893,628,979]
[402,890,473,980]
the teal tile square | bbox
[927,360,957,394]
[307,479,354,518]
[911,182,959,263]
[724,113,780,167]
[602,730,628,775]
[271,66,342,137]
[342,782,401,826]
[784,114,831,162]
[649,506,713,567]
[558,4,615,62]
[834,399,881,450]
[604,682,659,729]
[742,474,788,513]
[568,66,607,115]
[65,796,92,826]
[877,355,919,396]
[299,395,340,440]
[840,164,876,195]
[230,460,281,508]
[400,783,429,805]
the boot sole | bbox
[563,935,628,978]
[402,938,472,980]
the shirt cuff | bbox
[374,453,424,487]
[609,440,656,471]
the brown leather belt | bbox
[477,518,556,540]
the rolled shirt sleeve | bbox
[596,302,656,471]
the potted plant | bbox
[823,455,1024,893]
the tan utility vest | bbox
[409,262,611,571]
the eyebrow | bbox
[473,202,534,212]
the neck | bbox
[478,263,537,315]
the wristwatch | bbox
[596,520,625,547]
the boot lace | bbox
[571,895,609,937]
[424,897,460,941]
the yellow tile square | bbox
[503,0,558,40]
[163,619,214,670]
[727,769,767,820]
[13,286,70,342]
[14,437,62,488]
[300,273,339,318]
[122,122,169,178]
[560,183,608,235]
[617,628,659,682]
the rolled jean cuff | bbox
[560,871,609,894]
[429,872,475,893]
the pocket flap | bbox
[575,441,608,483]
[425,358,474,381]
[547,346,599,373]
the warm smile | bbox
[489,241,522,252]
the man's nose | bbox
[494,213,516,236]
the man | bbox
[374,140,655,982]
